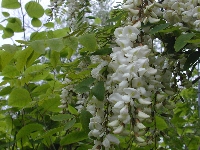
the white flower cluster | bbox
[107,25,159,144]
[86,1,176,149]
[59,76,74,111]
[90,55,108,80]
[162,0,200,30]
[122,0,163,25]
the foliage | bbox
[0,0,200,149]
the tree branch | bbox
[192,76,200,84]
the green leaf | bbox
[41,95,62,112]
[8,88,32,108]
[44,22,54,28]
[51,114,74,121]
[150,23,170,34]
[30,31,47,40]
[2,65,20,78]
[75,77,95,93]
[78,34,97,52]
[92,48,112,55]
[94,17,101,24]
[1,44,18,53]
[15,46,33,71]
[2,28,14,39]
[25,1,44,18]
[37,126,64,139]
[174,33,195,52]
[31,70,50,82]
[1,0,20,9]
[30,40,45,54]
[0,50,14,70]
[32,83,50,96]
[60,131,88,146]
[0,86,13,96]
[68,105,78,115]
[53,28,70,38]
[47,38,64,52]
[155,116,168,131]
[26,50,41,67]
[64,119,76,130]
[31,18,42,27]
[50,50,60,68]
[80,110,92,133]
[16,123,43,140]
[44,8,52,16]
[24,64,47,75]
[187,39,200,44]
[91,81,105,101]
[75,86,90,94]
[77,145,93,150]
[2,12,10,17]
[0,24,4,30]
[63,37,78,50]
[6,17,23,32]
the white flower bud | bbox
[148,17,160,23]
[106,134,120,144]
[128,8,139,15]
[138,98,151,105]
[136,122,146,129]
[138,111,150,119]
[136,136,145,142]
[108,120,119,127]
[113,125,124,134]
[102,137,110,148]
[120,105,129,115]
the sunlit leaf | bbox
[2,12,10,17]
[8,88,32,108]
[1,0,20,9]
[31,18,42,27]
[68,105,78,115]
[2,28,14,39]
[41,95,62,112]
[15,46,33,71]
[50,50,60,68]
[6,17,23,32]
[25,1,44,18]
[78,34,98,52]
[2,65,20,78]
[30,40,45,54]
[63,36,78,50]
[44,22,54,28]
[1,44,17,53]
[155,116,168,131]
[47,38,64,52]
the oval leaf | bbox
[25,1,44,18]
[1,0,20,9]
[8,88,32,108]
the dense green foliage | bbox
[0,0,200,149]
